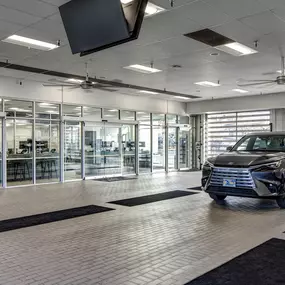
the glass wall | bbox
[0,97,191,187]
[64,122,82,180]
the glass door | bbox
[179,127,191,169]
[84,123,121,178]
[168,127,178,171]
[122,125,136,176]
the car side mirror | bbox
[226,146,233,151]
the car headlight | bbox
[266,160,282,169]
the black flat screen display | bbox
[59,0,148,56]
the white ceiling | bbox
[0,0,285,102]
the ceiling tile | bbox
[256,0,285,10]
[204,0,269,19]
[0,0,58,17]
[0,5,42,25]
[239,11,285,35]
[185,1,232,27]
[0,20,24,34]
[37,0,69,7]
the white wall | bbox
[187,92,285,114]
[0,77,187,115]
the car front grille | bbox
[206,186,258,197]
[210,167,255,189]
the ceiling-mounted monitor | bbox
[59,0,148,57]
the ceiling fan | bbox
[43,63,117,92]
[237,56,285,88]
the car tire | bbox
[209,193,227,202]
[276,196,285,209]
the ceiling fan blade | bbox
[237,80,277,87]
[43,84,78,87]
[94,86,118,92]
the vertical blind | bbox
[205,110,271,157]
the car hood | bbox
[209,151,285,167]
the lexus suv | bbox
[202,132,285,208]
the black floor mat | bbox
[184,238,285,285]
[187,186,202,191]
[95,176,137,182]
[0,205,114,233]
[109,190,198,207]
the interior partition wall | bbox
[0,98,192,187]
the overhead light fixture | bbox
[120,1,165,16]
[124,64,162,74]
[67,78,84,83]
[2,35,58,51]
[121,0,133,3]
[174,96,191,100]
[195,81,220,87]
[139,90,159,95]
[232,89,249,94]
[216,42,258,56]
[145,3,165,16]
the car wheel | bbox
[209,193,227,202]
[276,196,285,209]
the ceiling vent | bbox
[184,28,234,47]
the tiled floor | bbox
[0,172,285,285]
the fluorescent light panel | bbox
[139,90,159,95]
[195,81,220,87]
[3,35,58,51]
[124,64,162,74]
[174,96,191,100]
[232,89,249,94]
[216,42,258,56]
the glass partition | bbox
[168,127,177,170]
[103,109,119,120]
[64,121,82,180]
[6,119,33,186]
[122,125,136,175]
[139,125,151,173]
[121,110,135,121]
[152,126,165,171]
[35,120,60,183]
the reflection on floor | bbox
[0,172,285,285]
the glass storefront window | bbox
[122,125,136,175]
[139,125,151,173]
[137,112,151,124]
[168,127,177,170]
[83,107,101,119]
[63,104,82,117]
[64,122,82,180]
[178,116,190,124]
[35,120,60,183]
[35,102,59,120]
[152,113,165,125]
[5,100,33,118]
[6,119,33,186]
[167,114,177,124]
[103,109,119,120]
[121,110,135,121]
[152,126,165,171]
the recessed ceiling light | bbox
[2,35,58,51]
[195,81,220,87]
[124,64,162,74]
[139,90,159,95]
[232,89,249,94]
[67,78,84,83]
[216,42,258,56]
[174,96,191,100]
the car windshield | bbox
[232,134,285,152]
